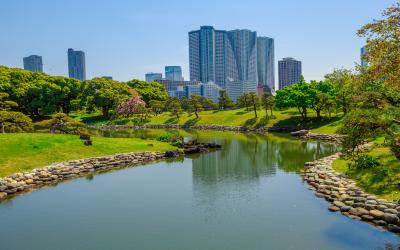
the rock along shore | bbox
[303,153,400,234]
[0,150,182,201]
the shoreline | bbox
[303,153,400,234]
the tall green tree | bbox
[247,92,260,118]
[126,80,167,103]
[165,97,183,119]
[261,93,275,117]
[81,78,130,118]
[218,90,234,110]
[324,68,354,115]
[310,80,337,118]
[237,93,251,111]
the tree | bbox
[149,100,165,115]
[218,90,234,110]
[36,113,84,134]
[275,77,313,120]
[126,80,167,103]
[81,78,130,118]
[117,90,146,118]
[357,1,400,90]
[324,68,354,115]
[165,97,183,119]
[188,95,204,118]
[0,111,32,133]
[237,93,251,111]
[46,76,81,115]
[247,92,260,118]
[0,92,18,111]
[261,93,275,117]
[310,80,337,119]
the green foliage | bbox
[261,93,275,117]
[0,92,18,111]
[35,113,84,134]
[218,90,234,110]
[350,154,380,170]
[0,111,32,133]
[165,97,183,119]
[81,78,130,118]
[324,68,354,114]
[126,79,167,103]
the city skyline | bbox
[0,0,395,81]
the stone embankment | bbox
[91,124,310,133]
[0,150,182,201]
[303,153,400,234]
[291,130,344,144]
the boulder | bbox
[328,206,340,212]
[383,213,400,224]
[0,192,7,199]
[369,210,384,219]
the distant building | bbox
[257,37,275,91]
[278,57,302,89]
[68,48,86,81]
[189,26,259,89]
[226,81,258,102]
[102,76,112,79]
[23,55,43,73]
[361,46,367,67]
[145,72,162,82]
[185,84,202,98]
[201,82,221,104]
[165,66,183,81]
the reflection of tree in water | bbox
[192,133,338,184]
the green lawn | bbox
[0,133,175,177]
[332,144,400,201]
[72,108,342,134]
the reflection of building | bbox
[68,48,86,81]
[361,46,367,67]
[23,55,43,72]
[226,81,257,102]
[165,66,183,81]
[145,72,162,82]
[278,57,301,89]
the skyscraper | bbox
[361,46,367,67]
[165,66,183,81]
[23,55,43,73]
[189,26,259,89]
[278,57,302,89]
[68,48,86,81]
[257,37,275,91]
[145,72,162,82]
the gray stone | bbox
[388,224,400,233]
[383,213,400,224]
[340,206,352,212]
[369,210,384,219]
[328,206,340,212]
[333,201,346,208]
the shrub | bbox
[351,154,380,170]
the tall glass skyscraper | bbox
[278,57,302,89]
[257,37,275,91]
[68,48,86,81]
[165,66,183,81]
[23,55,43,73]
[189,26,259,89]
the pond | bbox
[0,130,399,250]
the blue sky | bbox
[0,0,396,82]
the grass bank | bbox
[0,133,175,177]
[332,142,400,201]
[72,108,342,135]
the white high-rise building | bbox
[278,57,302,89]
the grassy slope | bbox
[333,143,400,201]
[0,133,175,177]
[72,108,342,135]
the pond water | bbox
[0,130,399,250]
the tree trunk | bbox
[316,109,321,119]
[270,108,273,116]
[253,104,257,118]
[265,107,268,118]
[102,106,109,118]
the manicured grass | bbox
[0,133,175,177]
[72,108,342,134]
[332,144,400,201]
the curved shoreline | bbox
[303,153,400,234]
[0,150,182,201]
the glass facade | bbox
[257,37,275,91]
[23,55,43,73]
[165,66,183,81]
[68,48,86,81]
[278,57,302,89]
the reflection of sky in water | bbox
[1,130,397,250]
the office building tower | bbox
[257,37,275,91]
[145,72,162,82]
[189,26,259,90]
[165,66,183,81]
[226,81,258,103]
[361,46,368,67]
[201,82,221,104]
[68,48,86,81]
[102,76,113,80]
[23,55,43,73]
[278,57,302,89]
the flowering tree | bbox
[117,90,146,118]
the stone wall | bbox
[302,132,344,144]
[0,150,181,201]
[303,153,400,234]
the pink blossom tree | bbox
[117,91,146,118]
